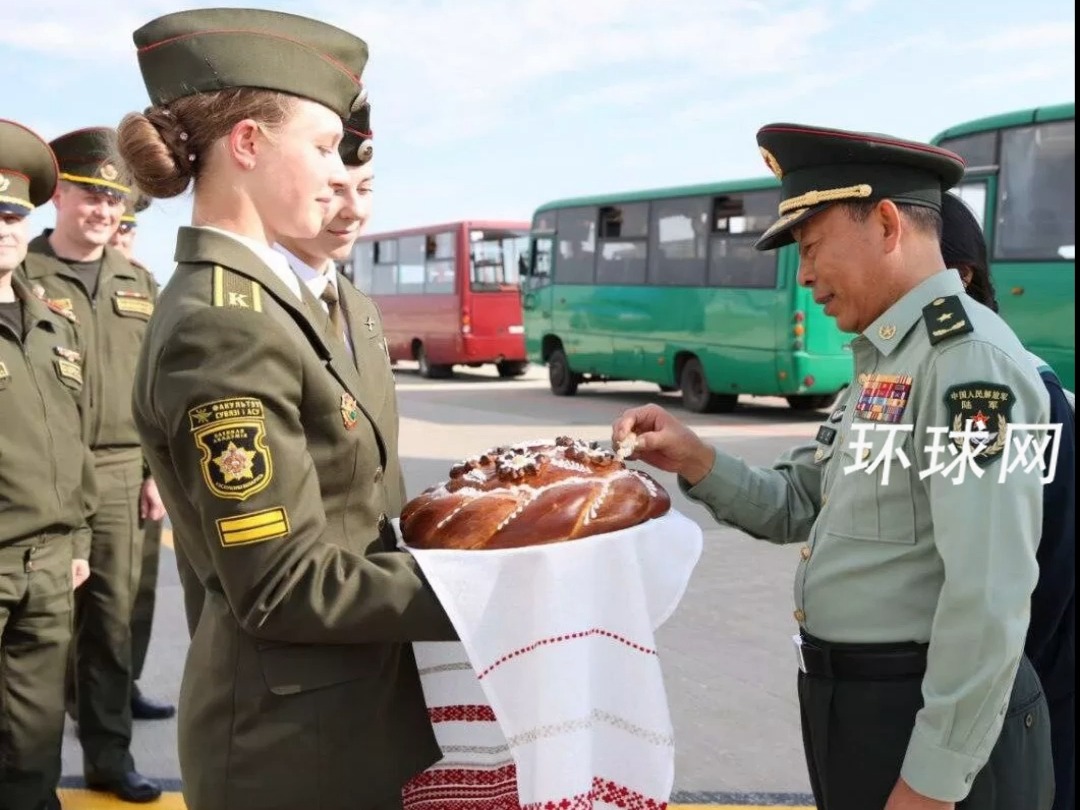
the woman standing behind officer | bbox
[116,10,455,810]
[942,192,1075,810]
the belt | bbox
[794,632,928,680]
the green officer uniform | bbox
[18,127,160,790]
[117,194,176,720]
[128,11,454,810]
[683,125,1054,809]
[0,120,96,810]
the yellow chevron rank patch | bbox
[216,507,290,547]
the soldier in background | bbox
[19,127,163,803]
[109,192,176,722]
[0,118,95,810]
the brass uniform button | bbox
[373,466,384,483]
[858,372,870,385]
[861,447,872,462]
[794,609,806,623]
[377,513,388,531]
[800,546,811,561]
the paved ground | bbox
[60,363,829,808]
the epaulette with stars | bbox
[922,295,973,346]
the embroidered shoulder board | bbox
[922,295,973,346]
[212,265,263,313]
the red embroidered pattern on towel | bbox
[519,777,667,810]
[402,762,520,810]
[478,628,657,680]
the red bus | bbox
[343,220,531,378]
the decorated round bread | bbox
[400,436,671,550]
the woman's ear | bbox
[226,119,261,171]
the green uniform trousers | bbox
[130,517,162,682]
[0,536,74,810]
[798,653,1054,810]
[71,451,144,779]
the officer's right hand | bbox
[72,559,90,590]
[612,404,715,485]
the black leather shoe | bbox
[86,771,162,803]
[131,685,176,720]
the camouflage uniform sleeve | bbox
[900,340,1048,801]
[679,443,822,544]
[150,305,455,644]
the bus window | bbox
[952,181,989,231]
[371,238,398,295]
[425,231,455,294]
[708,190,780,289]
[353,241,375,292]
[469,230,526,292]
[397,235,426,294]
[647,196,709,287]
[528,237,553,285]
[555,207,597,284]
[939,131,998,170]
[995,120,1075,261]
[597,203,648,285]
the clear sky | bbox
[3,0,1075,284]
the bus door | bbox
[522,225,555,361]
[989,120,1074,382]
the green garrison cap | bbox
[754,123,966,251]
[340,102,373,167]
[0,119,59,216]
[133,8,369,119]
[120,192,151,225]
[49,127,130,198]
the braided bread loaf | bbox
[400,436,671,550]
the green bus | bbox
[931,102,1075,389]
[520,177,852,412]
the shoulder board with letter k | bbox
[212,265,263,312]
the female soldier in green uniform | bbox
[117,10,456,810]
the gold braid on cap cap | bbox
[778,184,872,215]
[59,172,131,195]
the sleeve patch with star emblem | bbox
[188,397,273,500]
[943,382,1015,466]
[923,295,974,345]
[216,507,290,547]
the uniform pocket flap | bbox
[257,642,389,696]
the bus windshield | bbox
[470,229,528,292]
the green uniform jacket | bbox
[1,275,96,557]
[132,227,455,810]
[683,270,1048,802]
[20,232,158,452]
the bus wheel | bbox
[417,346,452,379]
[680,358,736,413]
[786,394,834,411]
[497,360,529,378]
[548,349,578,396]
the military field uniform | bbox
[0,121,96,810]
[18,128,159,789]
[128,11,454,810]
[682,125,1054,810]
[122,195,174,720]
